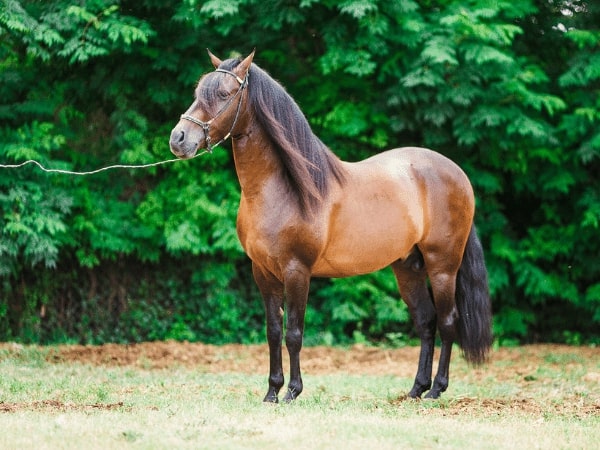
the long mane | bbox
[218,58,346,216]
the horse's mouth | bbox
[169,142,199,160]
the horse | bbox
[169,50,493,402]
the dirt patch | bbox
[1,341,598,377]
[0,400,128,413]
[390,395,600,419]
[22,341,425,376]
[36,341,598,377]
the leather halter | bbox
[180,68,248,153]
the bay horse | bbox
[169,51,493,402]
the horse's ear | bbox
[207,49,222,69]
[235,49,255,77]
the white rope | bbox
[0,151,207,175]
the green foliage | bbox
[1,0,599,345]
[0,0,152,63]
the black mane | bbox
[218,58,346,216]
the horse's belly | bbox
[310,160,423,278]
[311,207,419,278]
[311,240,410,277]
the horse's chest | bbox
[236,203,287,273]
[237,217,274,263]
[236,198,321,277]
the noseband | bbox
[180,68,248,153]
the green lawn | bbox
[0,344,598,449]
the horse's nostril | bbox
[169,128,188,155]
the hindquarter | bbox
[403,148,475,274]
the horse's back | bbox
[367,147,469,180]
[364,146,474,209]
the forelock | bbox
[195,57,243,109]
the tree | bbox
[0,0,598,344]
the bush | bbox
[1,0,599,345]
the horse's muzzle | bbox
[169,127,199,159]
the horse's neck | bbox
[231,124,283,198]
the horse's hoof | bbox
[408,384,430,399]
[408,389,422,399]
[282,388,299,403]
[263,394,279,404]
[423,390,442,400]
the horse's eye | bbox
[217,90,229,99]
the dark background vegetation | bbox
[1,0,598,345]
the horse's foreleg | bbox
[253,263,285,403]
[392,258,436,399]
[425,272,459,399]
[282,263,310,402]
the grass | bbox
[0,345,598,449]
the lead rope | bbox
[0,151,208,175]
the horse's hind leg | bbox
[421,252,461,399]
[392,251,436,398]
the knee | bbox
[414,318,436,337]
[285,328,303,351]
[266,325,282,344]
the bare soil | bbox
[40,341,599,377]
[1,342,599,417]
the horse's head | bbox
[169,50,254,158]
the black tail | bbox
[455,225,493,365]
